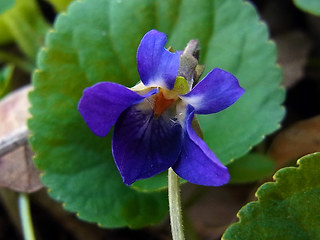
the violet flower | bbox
[78,30,245,186]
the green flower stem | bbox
[168,168,185,240]
[18,193,36,240]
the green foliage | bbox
[195,1,284,165]
[132,172,169,192]
[0,0,48,58]
[132,172,186,192]
[228,153,275,184]
[294,0,320,15]
[29,0,284,227]
[0,0,15,14]
[223,152,320,240]
[45,0,73,12]
[0,64,14,98]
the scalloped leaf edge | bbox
[222,152,320,239]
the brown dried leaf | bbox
[269,115,320,168]
[0,85,42,193]
[182,184,252,240]
[275,31,312,88]
[0,85,31,135]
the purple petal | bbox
[112,102,183,185]
[172,106,230,186]
[137,29,180,89]
[78,82,156,137]
[180,68,245,114]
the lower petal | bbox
[172,106,230,186]
[112,103,183,185]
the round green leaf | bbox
[222,152,320,240]
[29,0,284,227]
[293,0,320,16]
[228,153,275,184]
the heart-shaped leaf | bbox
[29,0,284,227]
[222,152,320,240]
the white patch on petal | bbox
[176,101,187,128]
[180,95,202,110]
[148,77,169,89]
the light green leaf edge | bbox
[222,152,320,240]
[293,0,320,16]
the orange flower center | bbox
[154,90,176,117]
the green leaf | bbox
[0,0,49,59]
[132,172,169,192]
[228,153,275,184]
[0,64,14,98]
[29,0,284,227]
[0,0,15,14]
[132,172,186,192]
[293,0,320,16]
[222,152,320,240]
[194,1,284,165]
[45,0,73,12]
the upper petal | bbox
[137,29,180,89]
[112,101,183,185]
[180,68,245,114]
[172,106,230,186]
[78,82,156,137]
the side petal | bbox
[78,82,156,137]
[180,68,245,114]
[172,106,230,186]
[137,29,180,89]
[112,103,183,185]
